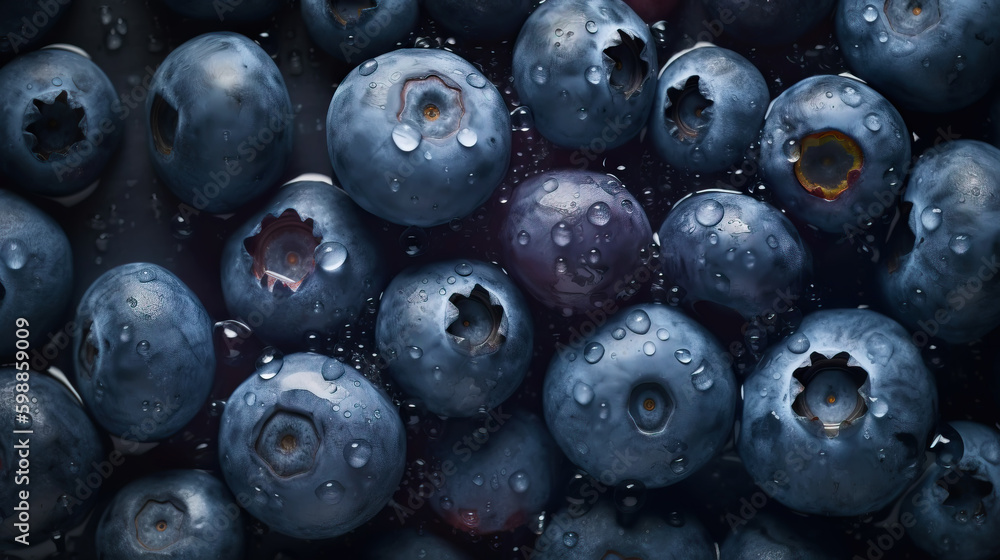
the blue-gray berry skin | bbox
[879,140,1000,344]
[218,352,406,540]
[0,371,104,548]
[327,48,511,227]
[302,0,419,64]
[658,191,811,319]
[720,512,844,560]
[429,411,560,534]
[0,190,73,359]
[544,303,737,488]
[499,169,653,315]
[738,309,937,516]
[146,32,293,214]
[512,0,657,150]
[533,500,715,560]
[701,0,835,46]
[95,470,245,560]
[221,178,387,351]
[73,263,215,441]
[376,259,533,418]
[161,0,280,21]
[900,422,1000,560]
[759,74,910,234]
[836,0,1000,112]
[424,0,533,42]
[366,529,471,560]
[0,48,122,197]
[649,46,769,173]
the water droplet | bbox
[585,20,597,33]
[0,239,28,270]
[408,346,423,359]
[51,77,63,86]
[457,128,478,148]
[674,349,692,364]
[786,332,810,354]
[586,201,611,226]
[839,86,863,109]
[244,392,256,406]
[695,199,725,227]
[863,4,879,21]
[137,267,157,283]
[460,509,479,528]
[583,342,605,364]
[766,234,779,249]
[625,309,651,334]
[877,31,889,43]
[472,473,485,486]
[656,328,670,341]
[391,123,421,152]
[542,177,559,192]
[358,59,378,76]
[949,234,971,255]
[920,207,942,231]
[256,347,283,379]
[322,359,345,381]
[670,456,687,474]
[585,66,602,85]
[345,440,372,468]
[315,480,344,504]
[440,496,453,510]
[509,470,530,493]
[531,64,548,85]
[864,113,881,131]
[563,531,579,547]
[642,341,656,356]
[517,230,531,245]
[611,327,626,340]
[136,340,150,355]
[510,105,534,131]
[690,362,713,390]
[871,399,888,418]
[466,72,487,88]
[707,232,718,245]
[455,262,473,276]
[713,273,731,293]
[551,221,572,247]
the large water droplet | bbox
[786,332,810,354]
[573,381,594,405]
[244,392,256,406]
[457,128,478,148]
[695,199,725,227]
[563,531,579,547]
[863,5,879,21]
[509,470,530,493]
[766,234,779,249]
[840,86,862,107]
[408,346,423,359]
[316,242,348,272]
[585,66,602,85]
[674,349,692,364]
[322,358,345,381]
[625,309,651,334]
[690,362,713,390]
[871,398,888,418]
[466,73,487,88]
[0,239,28,270]
[864,113,881,131]
[136,340,151,355]
[315,480,345,504]
[920,207,942,231]
[670,456,687,474]
[256,347,284,379]
[611,327,626,340]
[517,230,531,245]
[455,262,473,276]
[551,221,572,247]
[137,267,157,283]
[345,440,372,468]
[583,342,605,364]
[542,177,559,192]
[358,59,378,76]
[531,64,548,85]
[949,234,971,254]
[587,202,611,226]
[391,123,421,152]
[642,341,656,356]
[656,328,670,341]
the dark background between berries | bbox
[4,0,1000,558]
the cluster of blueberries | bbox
[1,0,1000,558]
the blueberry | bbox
[428,410,560,533]
[701,0,835,46]
[0,47,122,198]
[512,0,658,150]
[622,0,680,21]
[533,499,715,559]
[759,74,910,234]
[879,140,1000,344]
[836,0,1000,112]
[375,259,533,417]
[657,190,811,320]
[327,49,510,227]
[95,470,245,560]
[161,0,281,21]
[649,46,769,173]
[218,352,406,539]
[544,303,738,488]
[720,511,844,560]
[0,190,73,359]
[499,170,653,315]
[737,309,937,516]
[146,32,293,214]
[303,0,418,64]
[365,529,471,559]
[221,176,387,351]
[0,3,70,54]
[900,421,1000,560]
[73,263,215,441]
[0,370,104,547]
[423,0,532,42]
